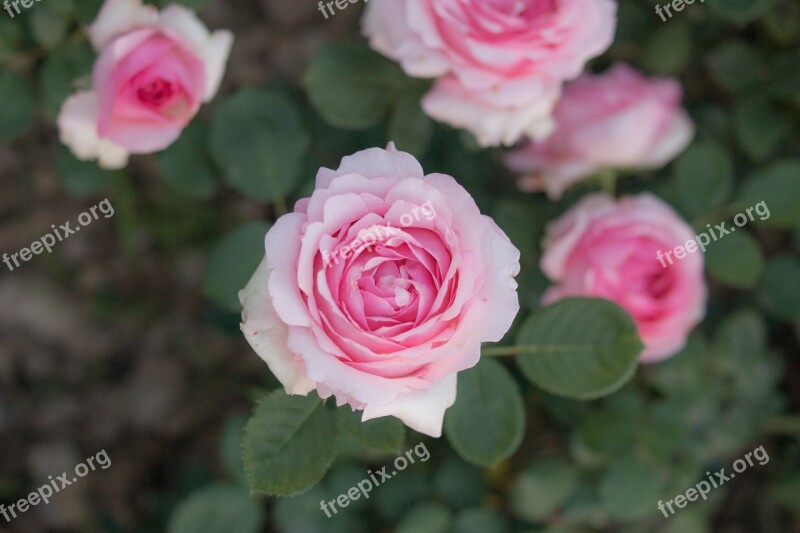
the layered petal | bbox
[158,5,234,101]
[361,373,457,437]
[422,75,557,147]
[240,258,316,395]
[88,0,159,50]
[506,64,694,199]
[363,0,617,146]
[241,145,521,435]
[57,91,129,170]
[59,0,232,166]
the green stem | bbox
[597,169,619,197]
[762,416,800,438]
[110,172,138,253]
[482,346,525,357]
[482,345,594,356]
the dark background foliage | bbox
[0,0,798,531]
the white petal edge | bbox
[57,91,129,170]
[315,144,425,189]
[361,373,457,438]
[158,5,234,102]
[422,77,558,148]
[643,111,695,168]
[88,0,159,51]
[240,256,316,396]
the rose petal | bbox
[361,373,457,437]
[88,0,159,51]
[57,91,130,169]
[240,258,316,395]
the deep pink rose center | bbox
[137,78,177,108]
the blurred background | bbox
[1,0,799,531]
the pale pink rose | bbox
[540,193,706,363]
[506,64,694,199]
[363,0,617,147]
[57,0,233,169]
[240,144,521,437]
[422,75,559,147]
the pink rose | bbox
[57,0,233,169]
[240,144,521,437]
[506,64,694,199]
[540,193,706,363]
[363,0,617,147]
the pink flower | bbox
[540,193,706,363]
[240,144,521,437]
[363,0,617,147]
[57,0,233,169]
[506,64,694,199]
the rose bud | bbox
[506,64,694,199]
[57,0,233,169]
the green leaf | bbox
[336,407,405,460]
[0,70,35,140]
[0,19,22,65]
[30,4,71,50]
[794,222,800,252]
[303,42,406,130]
[491,197,545,264]
[433,458,486,509]
[640,21,692,75]
[572,410,638,466]
[772,477,800,515]
[706,41,764,93]
[45,0,75,16]
[615,1,651,44]
[158,120,218,199]
[673,141,734,218]
[764,1,800,44]
[558,481,605,526]
[734,97,791,160]
[706,0,771,24]
[74,0,103,24]
[274,485,363,533]
[693,105,731,143]
[738,160,800,227]
[243,391,338,496]
[599,457,662,521]
[704,230,764,289]
[759,254,800,321]
[55,146,118,198]
[220,415,248,486]
[375,469,432,522]
[39,40,95,120]
[665,509,708,533]
[388,92,434,157]
[167,484,264,533]
[510,459,578,522]
[203,222,270,312]
[396,503,452,533]
[453,508,508,533]
[769,53,800,101]
[444,358,525,467]
[210,88,310,202]
[515,298,643,400]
